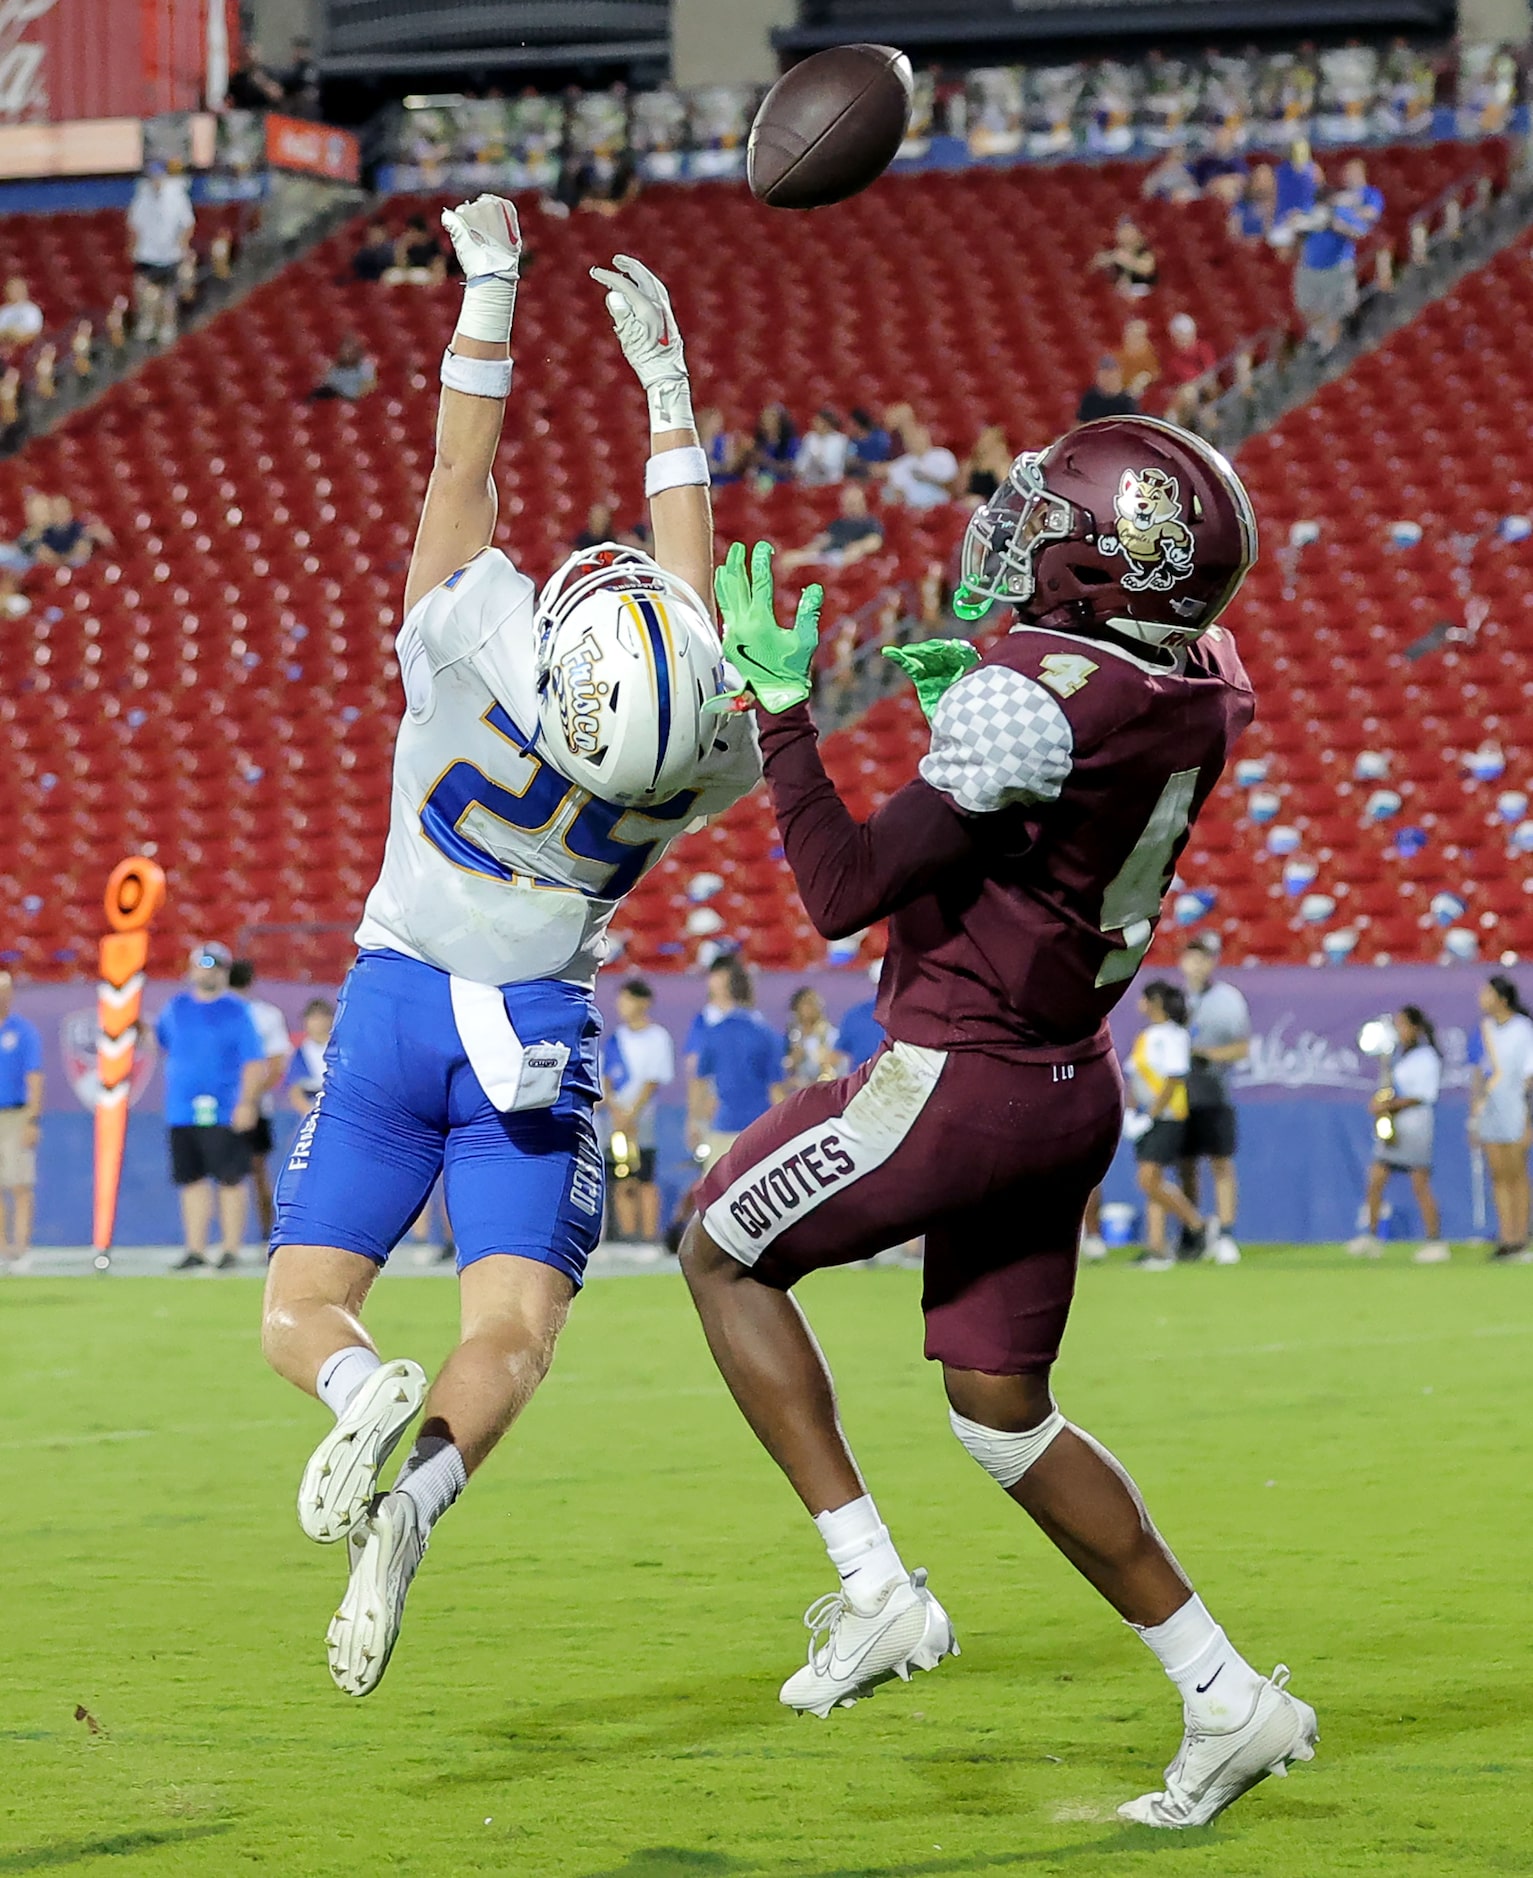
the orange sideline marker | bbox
[93,858,167,1262]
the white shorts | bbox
[0,1108,36,1188]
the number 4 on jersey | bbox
[1095,768,1199,987]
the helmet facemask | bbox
[955,454,1082,622]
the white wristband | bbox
[456,272,518,345]
[441,348,512,400]
[645,445,710,497]
[646,376,695,436]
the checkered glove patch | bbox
[919,665,1074,814]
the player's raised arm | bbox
[404,196,522,618]
[590,254,713,613]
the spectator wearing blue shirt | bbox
[846,407,893,477]
[837,994,886,1073]
[1271,141,1321,249]
[1295,157,1383,352]
[0,970,44,1270]
[155,942,266,1271]
[688,960,784,1165]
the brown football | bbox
[748,44,914,211]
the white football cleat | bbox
[780,1569,958,1719]
[297,1358,427,1544]
[326,1490,426,1698]
[1345,1233,1382,1259]
[1080,1233,1109,1263]
[1412,1241,1451,1264]
[1118,1666,1318,1829]
[1213,1234,1242,1266]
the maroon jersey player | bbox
[680,418,1317,1828]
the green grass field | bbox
[4,1249,1531,1877]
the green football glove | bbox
[882,638,981,721]
[713,539,823,715]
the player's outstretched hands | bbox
[441,195,522,283]
[715,540,822,715]
[883,639,980,722]
[590,254,692,431]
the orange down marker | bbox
[93,858,167,1258]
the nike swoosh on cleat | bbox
[1195,1664,1224,1695]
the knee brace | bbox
[949,1405,1066,1489]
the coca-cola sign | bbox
[0,0,59,121]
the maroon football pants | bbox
[696,1038,1122,1374]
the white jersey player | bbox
[261,195,756,1696]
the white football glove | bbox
[441,195,521,344]
[589,253,693,434]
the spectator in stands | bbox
[1189,122,1249,204]
[881,422,960,509]
[0,278,42,357]
[0,969,43,1272]
[960,424,1012,504]
[1076,356,1139,423]
[574,500,616,551]
[351,221,395,284]
[33,496,110,568]
[1163,312,1218,425]
[309,333,377,402]
[687,959,783,1167]
[227,959,292,1246]
[288,998,333,1115]
[749,404,798,486]
[1230,164,1278,243]
[1271,139,1322,250]
[0,365,26,458]
[881,403,915,455]
[846,406,893,475]
[282,36,322,119]
[1295,157,1384,353]
[226,41,285,111]
[795,408,850,486]
[1091,215,1158,298]
[1116,318,1161,398]
[779,483,884,572]
[782,986,846,1092]
[1347,1005,1448,1265]
[697,407,746,483]
[384,215,447,286]
[601,978,674,1248]
[155,942,267,1271]
[127,161,194,346]
[1142,138,1198,205]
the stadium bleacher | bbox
[0,138,1513,977]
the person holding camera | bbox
[1346,1006,1448,1265]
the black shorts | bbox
[237,1116,275,1157]
[1182,1103,1238,1160]
[134,259,179,285]
[1135,1118,1187,1166]
[168,1124,251,1188]
[608,1145,657,1183]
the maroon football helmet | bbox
[955,416,1258,648]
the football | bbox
[747,44,914,210]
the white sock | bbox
[814,1494,907,1608]
[315,1346,382,1421]
[396,1438,467,1536]
[1134,1593,1266,1730]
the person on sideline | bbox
[155,943,266,1270]
[1178,937,1250,1264]
[1123,982,1214,1271]
[288,999,335,1116]
[1469,975,1533,1261]
[228,960,293,1245]
[0,970,43,1270]
[686,959,783,1165]
[602,978,675,1247]
[781,985,846,1092]
[1346,1006,1448,1265]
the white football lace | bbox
[801,1590,851,1672]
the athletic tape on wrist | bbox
[646,376,695,436]
[645,445,710,497]
[440,348,512,400]
[455,273,518,345]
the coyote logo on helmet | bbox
[1100,466,1196,593]
[548,626,610,758]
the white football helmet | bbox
[533,545,728,808]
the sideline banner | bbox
[91,858,166,1262]
[264,112,359,183]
